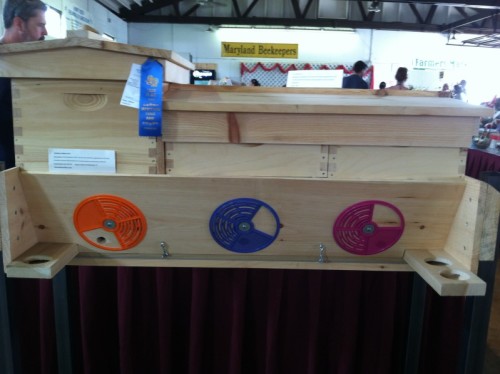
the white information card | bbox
[286,69,343,88]
[49,148,116,173]
[120,63,141,109]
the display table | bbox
[466,146,500,179]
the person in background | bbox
[1,0,47,170]
[0,0,48,44]
[342,60,369,89]
[387,67,409,90]
[379,81,386,89]
[439,83,452,97]
[458,79,468,101]
[250,78,261,86]
[452,84,463,100]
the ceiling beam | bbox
[242,0,260,18]
[124,14,446,32]
[349,0,500,8]
[302,0,314,18]
[409,3,425,24]
[98,0,498,35]
[424,4,437,24]
[440,9,496,31]
[118,0,179,18]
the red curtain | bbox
[9,265,468,374]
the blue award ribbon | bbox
[138,59,163,136]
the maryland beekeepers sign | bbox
[221,42,299,59]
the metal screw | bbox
[238,222,251,232]
[363,224,375,235]
[103,219,117,229]
[318,243,328,263]
[161,241,170,258]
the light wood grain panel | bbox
[329,146,465,180]
[70,251,413,272]
[164,111,476,147]
[0,37,180,57]
[163,111,229,142]
[165,143,327,177]
[5,243,78,279]
[16,172,464,261]
[0,37,194,79]
[404,250,486,296]
[163,85,491,117]
[165,83,442,97]
[479,182,500,261]
[12,79,158,174]
[0,168,38,265]
[444,177,500,271]
[1,48,150,80]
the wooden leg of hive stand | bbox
[458,171,500,374]
[459,261,498,374]
[404,273,427,374]
[0,256,21,374]
[52,267,75,374]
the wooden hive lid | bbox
[0,37,195,80]
[163,84,492,118]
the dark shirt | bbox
[342,74,368,89]
[0,77,14,169]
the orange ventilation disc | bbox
[73,195,147,251]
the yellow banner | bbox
[221,42,299,59]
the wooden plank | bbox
[18,172,465,261]
[70,251,413,272]
[0,48,191,82]
[12,79,157,174]
[0,37,194,79]
[5,243,78,279]
[479,181,500,261]
[329,146,466,180]
[165,143,327,177]
[163,111,477,147]
[0,168,38,265]
[444,177,500,271]
[404,250,486,296]
[163,85,492,117]
[165,83,449,97]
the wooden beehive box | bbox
[161,84,490,180]
[0,36,194,174]
[1,44,499,296]
[1,167,499,296]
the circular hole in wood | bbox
[23,255,52,265]
[424,257,452,266]
[440,269,470,281]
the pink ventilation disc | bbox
[333,200,405,255]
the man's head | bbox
[2,0,47,43]
[353,60,368,74]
